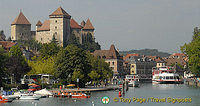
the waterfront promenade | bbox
[51,85,119,94]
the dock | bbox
[51,86,119,94]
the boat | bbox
[0,96,13,103]
[152,66,183,84]
[34,89,53,98]
[70,92,90,98]
[128,80,139,87]
[125,75,140,87]
[19,94,41,100]
[2,95,20,100]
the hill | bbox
[120,49,171,57]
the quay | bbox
[185,78,200,87]
[51,86,119,94]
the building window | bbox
[112,62,115,65]
[55,26,57,29]
[108,62,110,65]
[132,65,134,68]
[55,32,57,35]
[41,38,42,41]
[55,20,57,23]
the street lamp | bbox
[77,78,79,89]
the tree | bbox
[39,42,60,57]
[0,47,8,86]
[17,39,42,52]
[51,35,58,45]
[7,37,11,41]
[87,52,113,84]
[0,30,6,41]
[181,29,200,76]
[81,33,101,52]
[28,56,56,76]
[65,33,81,47]
[6,45,30,83]
[55,44,91,85]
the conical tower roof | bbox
[36,20,42,26]
[49,7,71,18]
[83,18,94,30]
[11,12,31,25]
[70,18,82,29]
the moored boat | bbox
[128,80,139,87]
[2,95,20,100]
[19,94,41,100]
[0,96,13,103]
[125,75,140,87]
[70,93,90,98]
[152,66,183,84]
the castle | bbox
[11,7,95,47]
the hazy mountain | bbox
[120,49,171,57]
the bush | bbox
[52,83,62,88]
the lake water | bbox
[2,83,200,106]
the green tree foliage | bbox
[6,45,30,83]
[27,56,56,76]
[81,33,101,52]
[39,42,60,57]
[181,30,200,76]
[17,39,42,52]
[87,52,113,83]
[55,44,91,85]
[0,30,6,41]
[0,47,8,86]
[66,32,101,52]
[66,34,81,47]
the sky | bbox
[0,0,200,53]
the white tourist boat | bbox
[152,66,183,84]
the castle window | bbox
[55,26,57,29]
[112,62,115,65]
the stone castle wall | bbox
[36,30,51,43]
[11,24,31,41]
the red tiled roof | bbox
[83,19,94,30]
[164,58,187,66]
[0,41,17,49]
[70,18,82,29]
[11,12,31,25]
[93,44,121,59]
[37,20,50,31]
[36,20,42,26]
[123,54,140,60]
[171,53,185,56]
[49,7,71,17]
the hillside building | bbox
[11,7,95,47]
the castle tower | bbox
[11,11,31,41]
[82,18,95,43]
[49,7,71,47]
[70,18,82,44]
[36,20,42,31]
